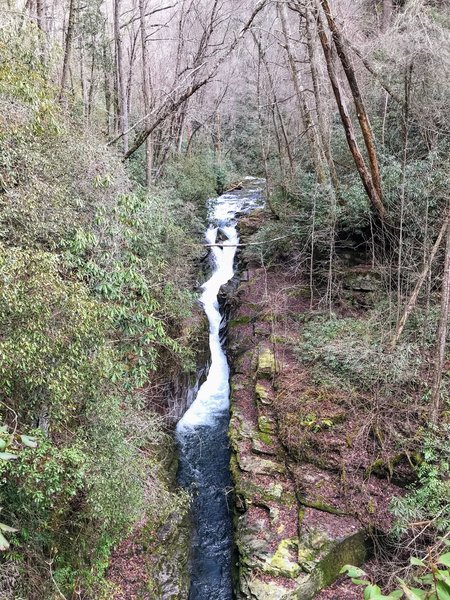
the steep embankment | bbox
[0,30,211,599]
[227,213,404,599]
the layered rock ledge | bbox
[227,274,368,599]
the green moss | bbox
[257,347,277,378]
[258,415,277,434]
[317,531,368,588]
[257,431,274,445]
[229,315,252,327]
[264,538,301,579]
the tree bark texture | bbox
[59,0,77,104]
[320,0,382,202]
[431,219,450,424]
[314,3,388,222]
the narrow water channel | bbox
[176,180,264,600]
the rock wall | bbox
[227,220,369,599]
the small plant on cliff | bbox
[390,425,450,537]
[341,545,450,599]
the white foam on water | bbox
[177,224,238,431]
[177,187,264,433]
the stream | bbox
[176,179,264,600]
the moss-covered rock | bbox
[237,452,286,476]
[258,415,277,434]
[255,382,272,405]
[252,436,277,456]
[263,538,301,579]
[342,270,381,292]
[244,577,293,599]
[257,348,277,378]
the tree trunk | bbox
[315,4,388,222]
[430,219,450,424]
[36,0,45,35]
[305,5,340,193]
[87,51,96,122]
[252,31,294,179]
[114,0,129,155]
[59,0,77,104]
[279,3,325,183]
[103,44,112,136]
[390,215,449,349]
[256,45,276,217]
[320,0,382,202]
[139,0,153,184]
[382,0,393,33]
[123,0,267,161]
[79,42,87,119]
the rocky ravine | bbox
[228,289,367,599]
[226,212,402,600]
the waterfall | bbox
[176,180,264,600]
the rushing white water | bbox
[177,224,237,430]
[177,184,263,432]
[176,181,264,600]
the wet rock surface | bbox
[228,257,372,599]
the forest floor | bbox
[228,210,414,598]
[108,217,411,599]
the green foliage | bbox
[0,23,59,136]
[391,427,450,537]
[0,21,205,599]
[65,188,202,386]
[222,96,264,175]
[341,543,450,599]
[163,152,237,205]
[296,312,423,392]
[0,245,114,425]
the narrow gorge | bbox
[2,2,450,599]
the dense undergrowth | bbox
[238,28,450,596]
[0,24,235,599]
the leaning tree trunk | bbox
[430,219,450,424]
[390,215,449,350]
[320,0,382,202]
[59,0,77,104]
[114,0,129,155]
[315,3,388,222]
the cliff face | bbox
[227,213,401,600]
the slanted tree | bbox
[59,0,77,103]
[431,218,450,424]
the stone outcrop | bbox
[228,265,368,600]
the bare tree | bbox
[114,0,129,154]
[431,218,450,423]
[319,0,383,203]
[390,214,449,349]
[278,2,325,182]
[122,0,268,161]
[59,0,77,103]
[313,0,388,221]
[139,0,153,184]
